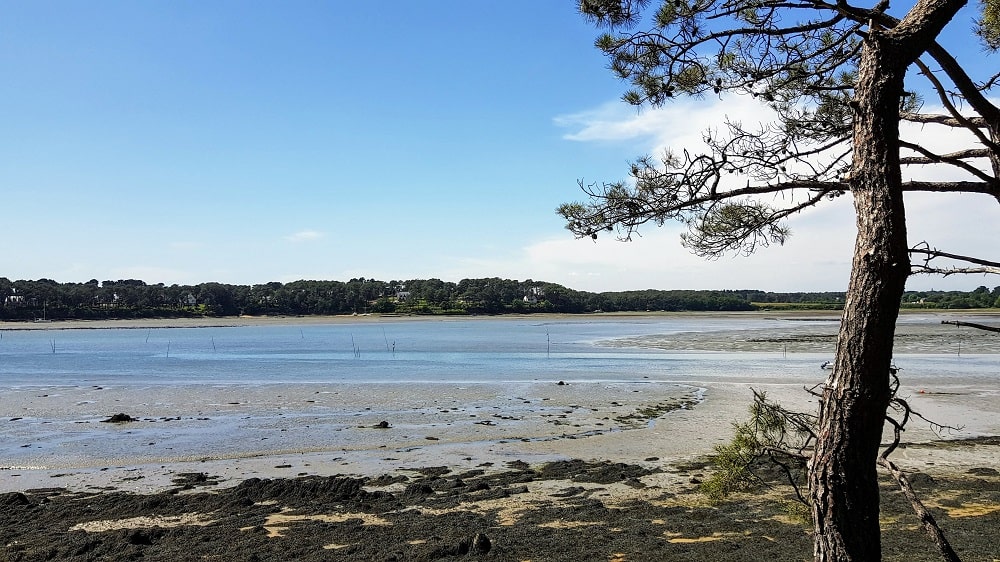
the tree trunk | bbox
[808,27,911,562]
[806,2,970,560]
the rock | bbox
[170,472,217,488]
[506,460,530,470]
[471,532,492,554]
[0,492,30,509]
[403,483,435,497]
[101,413,135,423]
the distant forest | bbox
[1,277,998,321]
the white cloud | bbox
[285,230,325,242]
[543,96,999,292]
[464,198,855,292]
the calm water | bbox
[0,315,995,389]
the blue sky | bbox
[1,1,996,292]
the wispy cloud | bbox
[555,95,778,156]
[285,230,325,242]
[554,101,667,142]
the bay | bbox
[0,313,997,485]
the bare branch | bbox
[910,244,1000,276]
[983,70,1000,92]
[941,320,1000,333]
[925,43,1000,128]
[910,245,1000,270]
[877,457,962,562]
[900,147,992,164]
[898,141,996,183]
[913,58,1000,154]
[765,448,811,504]
[900,112,988,127]
[878,369,963,561]
[901,180,1000,200]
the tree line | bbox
[1,276,996,321]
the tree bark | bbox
[808,26,910,562]
[808,2,970,558]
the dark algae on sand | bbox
[2,458,998,561]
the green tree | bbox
[560,1,999,560]
[196,283,239,316]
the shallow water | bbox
[1,314,997,476]
[0,315,804,386]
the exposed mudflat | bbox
[602,313,1000,354]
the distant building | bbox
[3,294,25,307]
[523,286,545,304]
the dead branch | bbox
[910,244,1000,276]
[899,112,987,127]
[941,320,1000,333]
[877,457,962,562]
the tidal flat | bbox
[1,312,997,561]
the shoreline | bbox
[3,307,999,332]
[1,311,790,332]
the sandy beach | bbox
[1,312,998,561]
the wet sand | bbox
[2,374,996,495]
[1,380,707,493]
